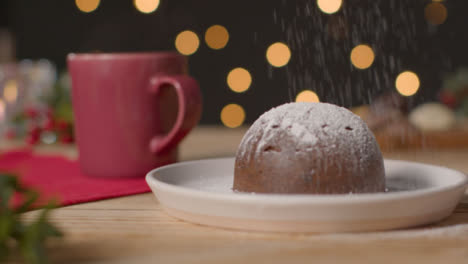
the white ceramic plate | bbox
[146,158,467,233]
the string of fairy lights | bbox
[72,0,449,128]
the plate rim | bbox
[146,157,468,205]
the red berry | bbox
[28,125,41,137]
[25,107,39,119]
[26,133,40,145]
[43,118,55,131]
[60,134,73,144]
[46,108,54,118]
[26,138,38,145]
[56,120,69,131]
[439,91,458,109]
[5,129,16,139]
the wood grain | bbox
[12,126,468,264]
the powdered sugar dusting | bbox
[239,102,378,158]
[317,224,468,241]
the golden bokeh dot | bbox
[205,25,229,50]
[75,0,100,13]
[134,0,160,14]
[266,42,291,68]
[350,44,375,70]
[221,104,245,128]
[425,2,447,25]
[3,80,18,103]
[175,30,200,56]
[295,90,320,103]
[317,0,342,14]
[396,71,420,97]
[227,68,252,93]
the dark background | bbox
[0,0,466,124]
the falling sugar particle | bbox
[273,0,421,107]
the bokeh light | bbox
[3,80,18,103]
[221,104,245,128]
[0,99,5,121]
[205,25,229,50]
[425,2,447,25]
[75,0,100,13]
[227,68,252,93]
[134,0,160,14]
[396,71,420,97]
[266,42,291,67]
[317,0,342,14]
[175,31,200,56]
[350,44,375,70]
[295,90,320,103]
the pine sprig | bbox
[0,173,62,264]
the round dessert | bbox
[233,102,385,194]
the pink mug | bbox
[67,52,202,178]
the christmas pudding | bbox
[233,102,386,194]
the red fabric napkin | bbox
[0,149,151,207]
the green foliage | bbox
[442,67,468,92]
[458,100,468,116]
[0,173,62,264]
[43,72,74,123]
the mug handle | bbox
[148,75,202,154]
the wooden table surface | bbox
[18,126,468,264]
